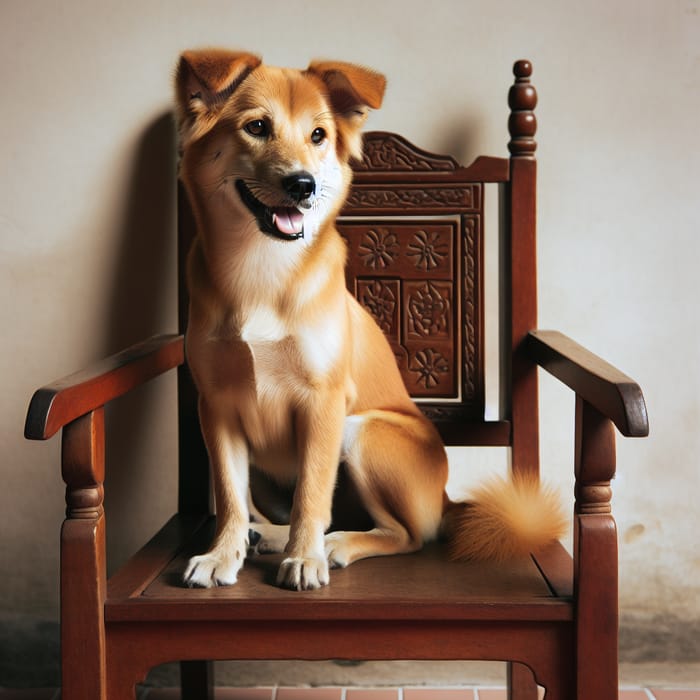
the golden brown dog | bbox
[175,49,565,590]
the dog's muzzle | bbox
[236,173,315,241]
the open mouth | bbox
[235,180,304,241]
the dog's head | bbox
[175,49,385,244]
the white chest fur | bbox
[240,306,288,343]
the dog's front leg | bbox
[184,398,250,587]
[277,391,346,590]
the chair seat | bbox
[106,515,573,624]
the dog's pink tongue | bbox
[273,208,304,236]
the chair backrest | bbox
[176,60,540,514]
[339,132,508,439]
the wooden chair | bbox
[25,60,648,700]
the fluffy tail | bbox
[442,474,567,562]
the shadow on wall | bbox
[0,618,60,688]
[102,111,177,354]
[3,114,179,688]
[100,111,179,574]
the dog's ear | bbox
[175,49,261,141]
[306,61,386,160]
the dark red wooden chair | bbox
[25,60,648,700]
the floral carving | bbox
[347,187,473,210]
[355,134,458,172]
[409,349,450,389]
[358,228,399,269]
[359,280,396,333]
[407,230,449,271]
[408,282,449,337]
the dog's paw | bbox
[324,531,353,569]
[183,549,244,588]
[276,555,329,591]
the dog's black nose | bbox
[282,172,315,202]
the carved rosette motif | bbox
[407,230,449,271]
[407,282,450,338]
[409,348,450,390]
[357,279,398,335]
[359,228,399,269]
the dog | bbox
[175,49,566,591]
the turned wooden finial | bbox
[508,60,537,158]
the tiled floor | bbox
[2,688,700,699]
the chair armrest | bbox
[526,330,648,438]
[25,334,185,440]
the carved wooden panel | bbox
[340,218,481,404]
[345,185,478,213]
[338,131,485,414]
[353,132,459,172]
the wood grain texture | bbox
[507,663,538,700]
[106,518,572,623]
[508,156,539,478]
[574,399,619,699]
[25,333,184,440]
[527,329,648,437]
[61,411,108,700]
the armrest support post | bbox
[60,408,108,698]
[62,408,105,519]
[573,396,619,699]
[574,396,616,514]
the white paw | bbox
[276,555,330,591]
[183,549,244,588]
[324,531,352,569]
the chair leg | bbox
[181,660,215,700]
[574,402,620,700]
[507,662,538,700]
[105,662,145,700]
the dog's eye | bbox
[244,120,269,138]
[311,127,327,145]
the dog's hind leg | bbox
[327,410,448,568]
[248,522,290,555]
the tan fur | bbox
[175,49,565,591]
[444,475,567,561]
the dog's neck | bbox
[191,199,347,324]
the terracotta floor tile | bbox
[404,689,474,700]
[652,692,700,700]
[619,691,651,700]
[276,689,343,700]
[477,688,546,700]
[143,689,275,699]
[218,689,274,700]
[474,690,507,700]
[345,690,399,700]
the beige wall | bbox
[2,0,698,677]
